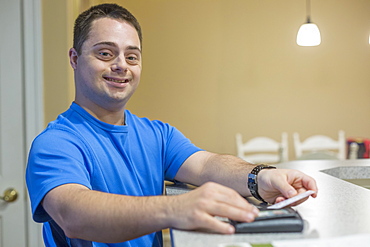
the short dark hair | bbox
[73,3,142,55]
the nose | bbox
[111,56,128,73]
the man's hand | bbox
[257,169,318,205]
[166,182,259,234]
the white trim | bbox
[22,0,44,246]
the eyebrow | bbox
[93,41,141,53]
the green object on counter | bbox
[251,244,273,247]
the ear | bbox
[69,48,78,70]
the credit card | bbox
[267,190,315,209]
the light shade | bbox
[296,23,321,46]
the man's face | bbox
[70,17,142,112]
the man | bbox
[26,3,317,247]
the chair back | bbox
[293,130,346,160]
[236,132,288,164]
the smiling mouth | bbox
[104,77,130,83]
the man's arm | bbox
[43,184,172,243]
[175,151,256,196]
[42,181,258,242]
[175,151,318,204]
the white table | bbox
[167,159,370,246]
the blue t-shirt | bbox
[26,103,202,247]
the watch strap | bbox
[247,164,276,203]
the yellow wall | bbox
[43,0,370,159]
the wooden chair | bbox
[236,132,288,164]
[293,130,346,160]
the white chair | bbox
[293,130,346,160]
[236,132,288,164]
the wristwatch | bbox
[247,164,276,203]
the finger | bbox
[216,191,257,214]
[289,197,309,206]
[274,196,287,204]
[301,176,319,197]
[196,184,259,222]
[197,182,255,213]
[205,199,259,223]
[199,189,259,222]
[272,180,298,199]
[195,213,235,234]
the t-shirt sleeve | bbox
[25,128,93,223]
[161,124,203,180]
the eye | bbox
[96,50,114,60]
[99,52,111,57]
[126,55,140,65]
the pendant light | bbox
[296,0,321,46]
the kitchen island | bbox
[166,159,370,246]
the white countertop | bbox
[167,159,370,246]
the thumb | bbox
[273,186,297,204]
[275,181,297,199]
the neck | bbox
[74,101,126,125]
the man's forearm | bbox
[200,153,256,197]
[175,151,256,196]
[43,184,174,243]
